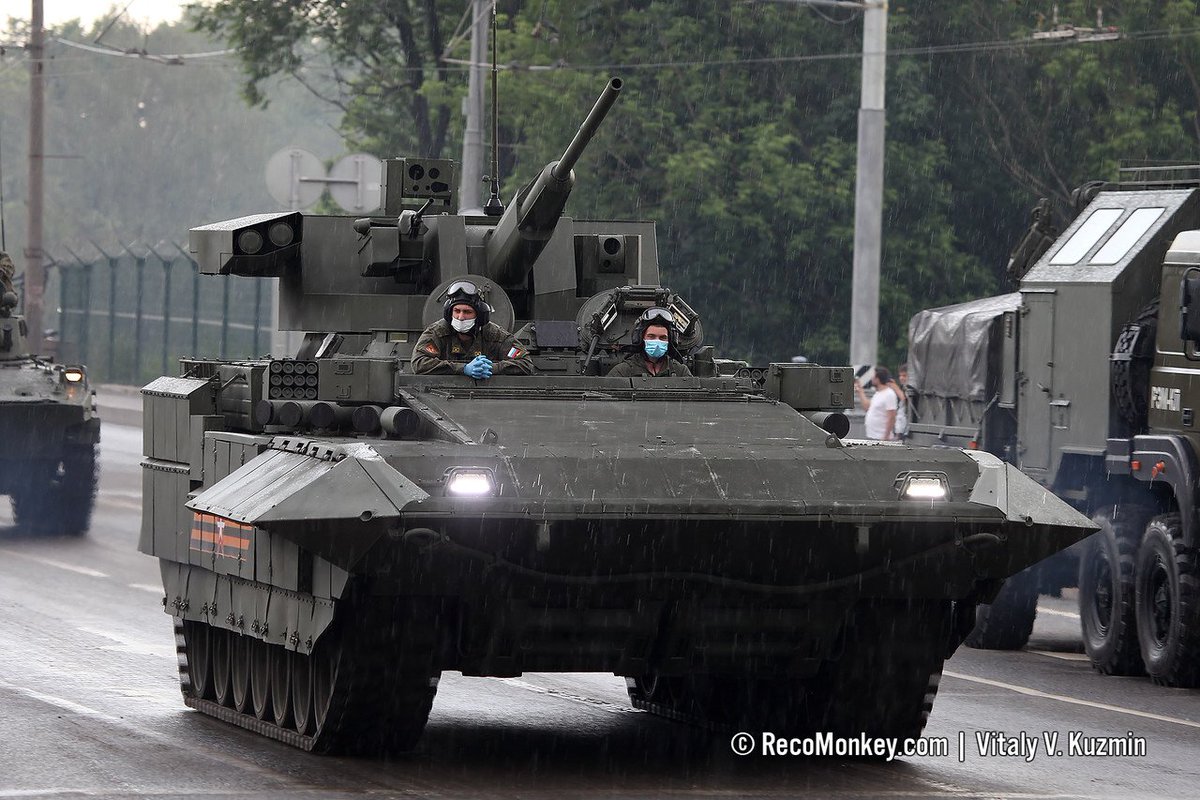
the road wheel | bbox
[291,652,314,735]
[1135,515,1200,687]
[184,621,214,701]
[964,571,1038,650]
[211,628,233,707]
[269,646,293,728]
[230,634,252,713]
[1079,508,1147,675]
[306,597,441,754]
[250,639,271,720]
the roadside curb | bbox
[96,383,143,429]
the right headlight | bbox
[896,471,950,501]
[445,467,497,497]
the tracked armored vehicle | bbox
[140,80,1094,753]
[0,289,99,534]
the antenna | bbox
[0,120,6,251]
[483,2,504,216]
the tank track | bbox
[173,596,441,754]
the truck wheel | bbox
[12,462,55,534]
[1111,298,1158,434]
[1079,509,1146,675]
[1134,515,1200,687]
[55,443,99,535]
[11,446,97,536]
[963,571,1038,650]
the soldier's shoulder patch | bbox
[423,343,439,355]
[506,345,525,359]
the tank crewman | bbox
[410,280,533,378]
[606,307,693,377]
[0,252,15,297]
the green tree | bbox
[195,0,1200,366]
[194,0,464,157]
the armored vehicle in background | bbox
[140,79,1093,753]
[907,165,1200,685]
[0,289,99,534]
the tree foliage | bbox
[0,15,342,267]
[196,0,1200,365]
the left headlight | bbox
[63,366,86,384]
[445,467,496,497]
[896,471,950,501]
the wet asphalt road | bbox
[1,420,1199,799]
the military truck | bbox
[139,80,1093,753]
[0,289,99,534]
[907,166,1200,686]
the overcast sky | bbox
[0,1,189,33]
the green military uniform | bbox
[0,252,15,298]
[606,353,692,377]
[410,319,534,375]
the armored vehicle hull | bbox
[141,79,1093,753]
[0,315,99,534]
[142,370,1089,753]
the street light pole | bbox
[759,0,888,371]
[458,0,489,212]
[26,0,45,354]
[848,0,887,373]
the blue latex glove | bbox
[463,355,493,379]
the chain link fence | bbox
[43,243,272,386]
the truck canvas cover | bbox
[907,293,1020,401]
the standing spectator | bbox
[854,366,899,440]
[891,364,909,439]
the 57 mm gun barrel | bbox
[484,78,623,285]
[553,78,623,181]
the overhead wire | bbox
[0,21,1193,78]
[438,25,1200,73]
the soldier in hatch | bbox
[0,251,16,299]
[606,307,692,378]
[410,280,533,378]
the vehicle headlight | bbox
[445,467,496,497]
[63,367,85,384]
[896,472,950,501]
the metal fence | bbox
[45,243,272,386]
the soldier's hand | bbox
[464,356,492,379]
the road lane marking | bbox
[1,550,107,578]
[1027,650,1090,662]
[7,684,110,719]
[0,680,310,783]
[77,626,176,659]
[499,677,641,715]
[97,497,143,512]
[944,670,1200,729]
[128,583,164,594]
[1038,607,1080,620]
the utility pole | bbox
[849,0,886,373]
[26,0,45,353]
[458,0,489,212]
[762,0,888,372]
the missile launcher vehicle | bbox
[139,79,1094,753]
[0,289,99,534]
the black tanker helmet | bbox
[632,306,678,348]
[442,280,491,328]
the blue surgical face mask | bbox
[644,339,668,359]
